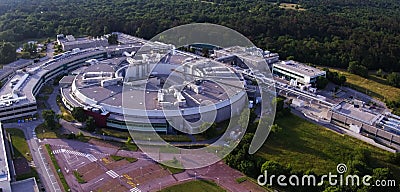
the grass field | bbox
[329,68,400,101]
[160,180,225,192]
[7,128,32,161]
[35,123,61,139]
[6,128,39,181]
[257,114,400,178]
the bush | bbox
[235,177,247,183]
[73,171,86,183]
[387,72,400,88]
[348,61,368,77]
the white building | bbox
[272,60,326,86]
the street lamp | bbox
[216,177,219,184]
[159,182,161,191]
[194,172,197,181]
[140,166,143,175]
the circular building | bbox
[61,50,247,133]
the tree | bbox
[0,42,16,64]
[237,108,250,129]
[338,75,347,85]
[270,124,282,134]
[388,153,400,166]
[126,136,132,144]
[316,76,329,89]
[22,42,38,57]
[387,72,400,88]
[199,122,218,139]
[107,34,118,45]
[376,69,384,77]
[71,107,87,122]
[42,110,57,129]
[85,116,96,132]
[348,61,368,77]
[273,97,285,112]
[261,160,288,176]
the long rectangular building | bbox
[272,60,326,86]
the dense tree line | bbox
[0,0,399,71]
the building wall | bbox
[0,52,107,122]
[329,110,400,150]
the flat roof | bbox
[0,123,11,192]
[11,178,39,192]
[215,46,279,62]
[334,102,379,125]
[62,38,107,46]
[3,59,33,69]
[71,53,241,113]
[59,75,76,85]
[273,60,326,78]
[0,69,13,80]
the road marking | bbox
[85,154,97,162]
[38,147,62,192]
[130,187,141,192]
[52,147,108,162]
[106,170,119,178]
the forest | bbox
[0,0,399,72]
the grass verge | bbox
[45,144,70,191]
[110,155,138,163]
[73,170,86,184]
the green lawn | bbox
[73,170,86,184]
[6,128,40,181]
[329,68,400,102]
[160,158,185,174]
[35,123,61,139]
[257,114,400,177]
[7,128,32,161]
[160,180,225,192]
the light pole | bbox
[216,177,219,184]
[194,172,197,181]
[159,182,161,191]
[140,166,143,175]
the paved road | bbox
[4,121,62,192]
[43,138,266,192]
[46,42,54,59]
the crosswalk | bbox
[53,149,86,156]
[106,170,119,178]
[52,149,100,162]
[85,154,98,162]
[130,187,141,192]
[32,130,37,139]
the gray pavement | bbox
[3,121,62,192]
